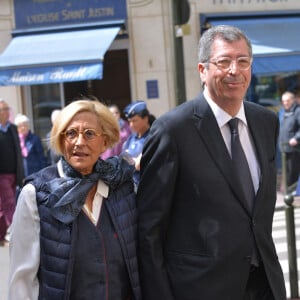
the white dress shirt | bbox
[8,160,109,300]
[204,89,260,193]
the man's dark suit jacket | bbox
[137,93,286,300]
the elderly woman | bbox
[15,113,47,176]
[8,100,141,300]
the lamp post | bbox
[172,0,190,106]
[282,149,299,298]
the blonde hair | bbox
[50,99,120,155]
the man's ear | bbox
[198,63,207,84]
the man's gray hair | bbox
[198,25,252,64]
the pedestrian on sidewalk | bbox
[0,100,24,246]
[15,113,47,177]
[122,100,156,188]
[101,104,131,160]
[279,91,300,189]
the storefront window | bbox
[247,72,300,113]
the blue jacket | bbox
[279,103,300,153]
[122,129,150,185]
[23,131,47,176]
[25,163,141,300]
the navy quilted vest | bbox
[24,164,141,300]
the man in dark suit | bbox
[137,25,286,300]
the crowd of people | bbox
[1,24,294,299]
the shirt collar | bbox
[203,89,248,128]
[134,128,150,139]
[0,121,10,132]
[95,180,109,198]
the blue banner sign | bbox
[0,64,103,86]
[13,0,127,29]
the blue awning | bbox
[0,26,120,85]
[208,16,300,75]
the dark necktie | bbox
[228,118,255,211]
[228,118,259,266]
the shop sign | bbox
[0,64,102,86]
[13,0,127,29]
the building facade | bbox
[0,0,299,143]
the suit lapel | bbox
[192,94,252,215]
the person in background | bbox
[0,100,24,246]
[137,25,286,300]
[101,104,131,160]
[9,99,141,300]
[294,91,300,195]
[15,114,47,177]
[278,91,300,188]
[122,100,155,187]
[46,109,61,165]
[295,90,300,105]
